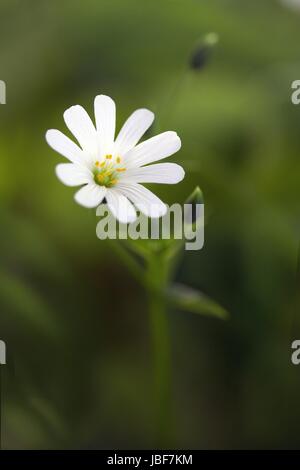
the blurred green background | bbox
[0,0,300,449]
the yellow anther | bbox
[94,156,124,188]
[96,174,105,183]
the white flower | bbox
[46,95,184,223]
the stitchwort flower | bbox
[46,95,185,223]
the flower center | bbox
[93,154,126,188]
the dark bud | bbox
[189,33,219,71]
[190,46,210,70]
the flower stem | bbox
[147,254,172,446]
[108,239,145,286]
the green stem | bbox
[147,253,172,446]
[109,237,174,444]
[108,239,145,287]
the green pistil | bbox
[93,168,118,188]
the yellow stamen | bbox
[116,168,126,172]
[106,154,112,160]
[100,161,106,167]
[96,174,105,182]
[116,157,121,164]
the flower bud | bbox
[184,186,204,225]
[189,33,219,71]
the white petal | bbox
[74,184,106,208]
[123,131,181,168]
[55,163,93,187]
[106,189,137,224]
[46,129,85,164]
[94,95,116,155]
[120,163,185,184]
[117,183,167,218]
[114,108,154,155]
[63,105,98,156]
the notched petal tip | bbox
[74,189,97,208]
[137,108,155,119]
[63,104,80,121]
[94,94,116,107]
[174,133,182,149]
[151,203,168,218]
[45,129,57,145]
[176,165,185,182]
[166,132,182,157]
[55,163,92,187]
[164,131,182,151]
[74,184,106,208]
[55,163,68,185]
[121,212,137,224]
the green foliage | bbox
[167,283,228,320]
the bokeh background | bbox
[0,0,300,449]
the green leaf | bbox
[184,185,204,227]
[185,186,204,206]
[167,283,229,320]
